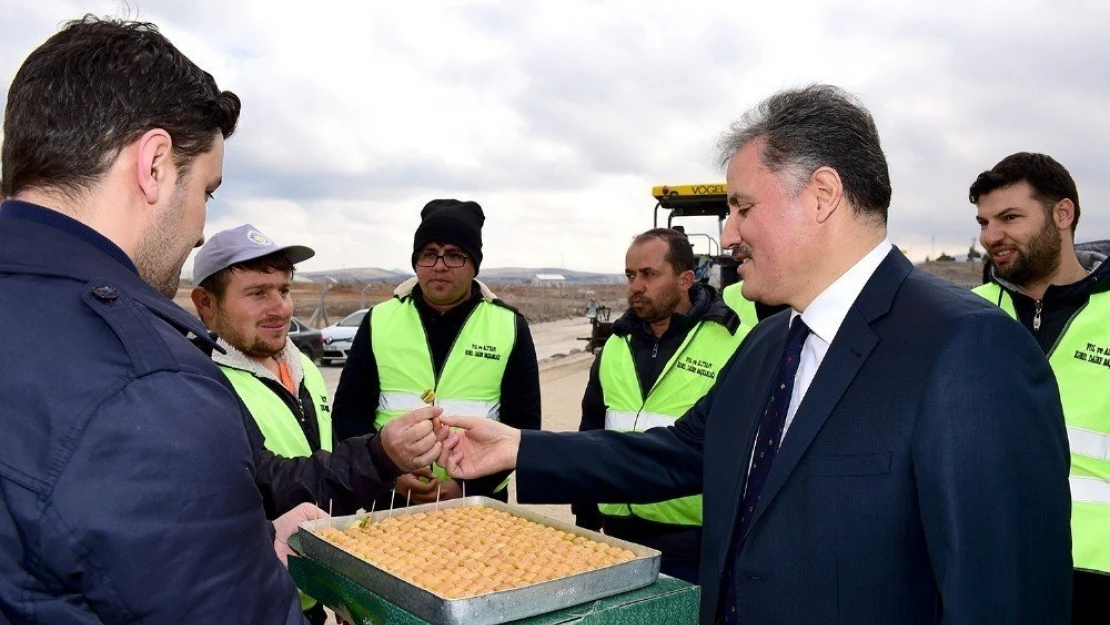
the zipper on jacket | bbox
[629,324,705,425]
[262,377,308,424]
[1033,300,1043,332]
[256,376,321,451]
[420,299,482,393]
[622,324,703,518]
[1045,300,1091,359]
[294,395,306,424]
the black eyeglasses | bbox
[414,251,469,268]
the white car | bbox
[320,309,368,366]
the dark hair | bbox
[968,152,1080,232]
[2,16,241,197]
[716,84,891,223]
[199,254,296,300]
[631,228,696,274]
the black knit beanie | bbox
[412,199,485,273]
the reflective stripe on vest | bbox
[723,282,759,329]
[604,410,675,431]
[1069,427,1110,462]
[974,282,1110,573]
[598,319,747,526]
[1072,476,1110,505]
[371,296,515,485]
[221,353,333,458]
[378,391,501,420]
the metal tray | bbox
[295,496,661,625]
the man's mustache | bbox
[730,245,753,262]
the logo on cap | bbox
[247,230,272,246]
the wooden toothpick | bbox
[365,500,376,527]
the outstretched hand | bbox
[437,415,521,479]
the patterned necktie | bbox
[739,315,811,536]
[723,315,811,624]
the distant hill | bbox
[478,267,625,285]
[297,266,624,286]
[299,267,412,284]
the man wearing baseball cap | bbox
[191,224,429,624]
[332,200,541,508]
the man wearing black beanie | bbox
[412,199,486,274]
[332,199,541,506]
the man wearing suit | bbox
[435,84,1073,624]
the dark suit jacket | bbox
[518,250,1072,624]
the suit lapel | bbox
[715,319,790,574]
[737,249,912,543]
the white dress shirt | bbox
[782,239,893,437]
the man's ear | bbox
[135,129,175,205]
[1052,198,1077,233]
[679,269,696,291]
[191,287,216,327]
[811,166,844,225]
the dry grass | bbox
[916,261,985,289]
[174,282,628,328]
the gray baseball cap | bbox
[192,224,315,286]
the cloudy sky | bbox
[3,0,1108,275]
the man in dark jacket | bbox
[970,152,1110,625]
[192,224,417,624]
[0,18,442,624]
[332,199,541,506]
[575,228,746,583]
[191,224,421,519]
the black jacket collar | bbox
[0,200,220,353]
[988,247,1110,304]
[613,282,740,341]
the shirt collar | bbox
[0,199,139,274]
[794,239,893,345]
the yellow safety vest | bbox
[221,352,332,611]
[221,353,333,457]
[723,282,760,329]
[975,282,1110,574]
[371,296,516,485]
[598,320,747,525]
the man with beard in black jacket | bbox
[970,152,1110,625]
[575,228,749,583]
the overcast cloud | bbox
[3,0,1107,274]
